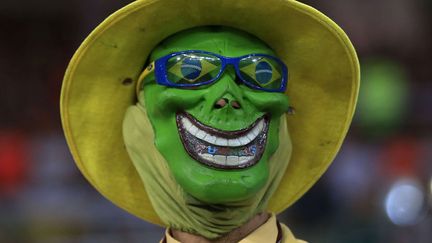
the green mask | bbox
[123,27,292,239]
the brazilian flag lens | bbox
[238,56,284,90]
[166,53,222,85]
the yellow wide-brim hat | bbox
[61,0,359,225]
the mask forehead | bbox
[150,27,276,61]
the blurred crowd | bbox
[0,0,431,242]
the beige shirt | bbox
[161,215,307,243]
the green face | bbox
[140,27,289,203]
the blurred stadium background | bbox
[0,0,431,242]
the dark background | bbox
[0,0,431,242]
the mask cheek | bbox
[144,86,208,116]
[244,91,289,116]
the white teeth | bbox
[206,135,217,144]
[198,153,254,167]
[215,137,228,146]
[250,121,262,137]
[228,138,241,147]
[257,120,264,132]
[189,125,199,135]
[239,156,254,164]
[239,136,251,145]
[195,130,207,140]
[226,156,239,166]
[214,155,227,164]
[252,120,264,137]
[246,133,256,141]
[181,115,265,168]
[200,153,214,161]
[182,118,193,130]
[181,116,265,147]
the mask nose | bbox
[214,97,242,110]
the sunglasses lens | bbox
[238,56,285,90]
[166,53,222,85]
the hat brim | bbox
[61,0,359,225]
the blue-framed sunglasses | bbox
[136,50,288,94]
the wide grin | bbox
[176,112,269,169]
